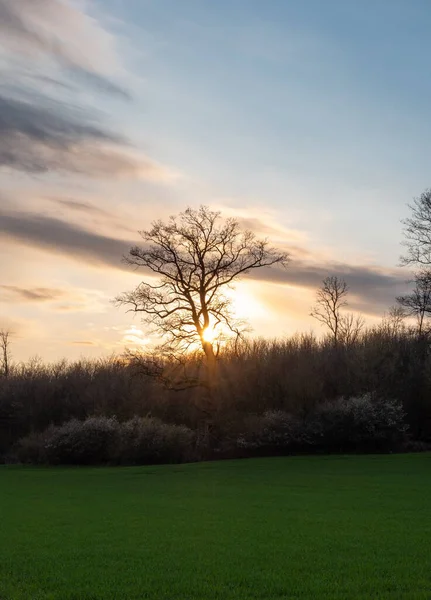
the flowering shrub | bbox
[305,394,408,451]
[15,416,195,465]
[237,395,407,454]
[14,395,407,464]
[115,416,195,465]
[44,416,119,465]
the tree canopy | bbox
[117,206,289,363]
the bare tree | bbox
[401,189,431,266]
[0,329,12,377]
[397,270,431,335]
[339,312,365,345]
[310,276,364,345]
[310,276,348,345]
[380,305,408,337]
[117,206,289,378]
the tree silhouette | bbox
[401,189,431,266]
[397,270,431,336]
[310,276,363,345]
[117,206,288,375]
[0,329,12,377]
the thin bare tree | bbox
[0,329,12,377]
[397,270,431,335]
[339,312,365,345]
[117,206,289,380]
[380,305,408,337]
[310,276,348,345]
[310,276,364,345]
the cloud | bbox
[54,303,96,312]
[253,261,408,314]
[67,67,130,100]
[122,326,151,348]
[215,206,409,312]
[0,210,129,268]
[234,216,304,240]
[0,0,128,96]
[0,93,120,146]
[0,282,106,313]
[0,315,41,337]
[45,196,137,236]
[0,1,174,178]
[216,205,315,259]
[48,197,113,216]
[71,340,96,346]
[0,208,409,314]
[0,93,169,177]
[0,285,66,302]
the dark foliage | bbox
[236,395,406,455]
[2,325,431,464]
[15,416,195,466]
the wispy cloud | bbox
[0,282,107,314]
[0,90,172,178]
[0,207,409,313]
[48,197,114,217]
[253,262,408,315]
[0,209,130,268]
[0,285,67,303]
[44,195,137,236]
[0,315,42,337]
[0,0,127,95]
[215,204,316,260]
[0,0,173,179]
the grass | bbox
[0,454,430,599]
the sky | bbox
[0,0,429,362]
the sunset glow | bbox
[0,0,424,361]
[1,5,430,596]
[202,326,217,344]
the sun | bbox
[202,326,216,343]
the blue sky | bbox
[105,0,431,261]
[0,0,429,360]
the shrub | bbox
[3,328,431,456]
[15,416,195,465]
[305,394,408,452]
[14,426,56,465]
[44,416,120,465]
[237,410,306,452]
[115,416,195,465]
[236,396,407,455]
[14,417,119,465]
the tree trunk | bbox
[200,340,218,450]
[202,341,217,386]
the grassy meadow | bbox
[0,454,430,599]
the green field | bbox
[0,455,430,599]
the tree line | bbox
[2,190,431,464]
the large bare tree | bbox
[310,276,364,345]
[397,270,431,336]
[117,206,289,372]
[401,189,431,266]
